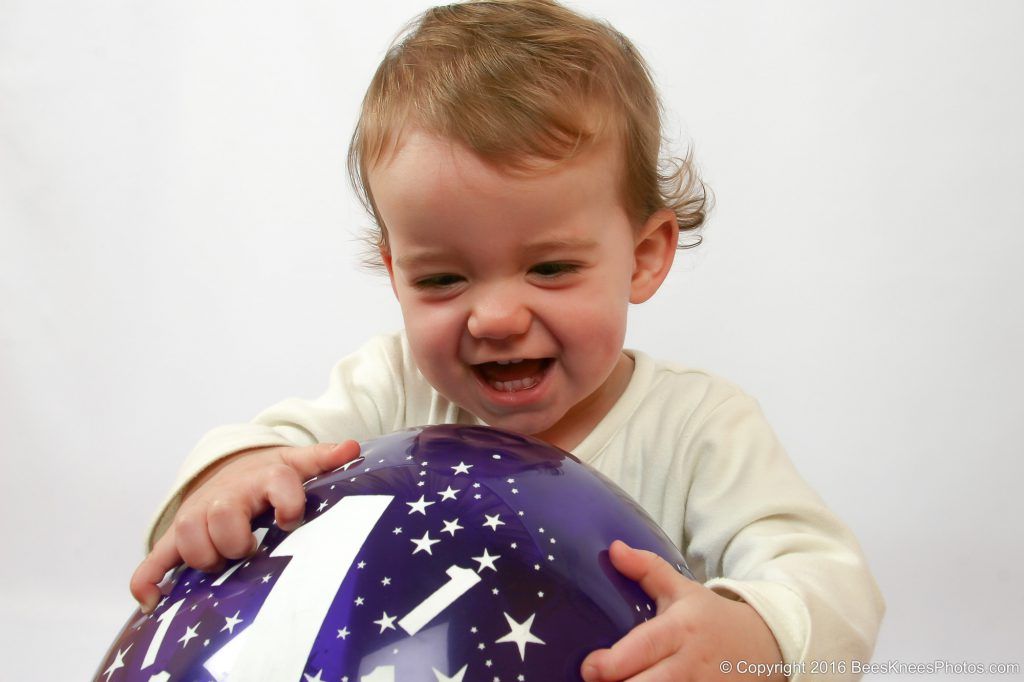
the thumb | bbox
[608,539,691,604]
[281,440,361,481]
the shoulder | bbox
[338,330,415,377]
[584,349,764,463]
[346,330,463,426]
[623,352,793,496]
[340,330,433,387]
[317,330,424,403]
[628,349,759,427]
[351,329,407,361]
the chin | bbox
[478,411,562,441]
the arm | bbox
[132,332,427,611]
[581,386,883,681]
[145,331,414,550]
[682,393,885,678]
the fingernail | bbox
[581,664,598,681]
[139,599,154,615]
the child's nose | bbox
[467,286,531,340]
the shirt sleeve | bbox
[681,393,885,679]
[145,332,413,551]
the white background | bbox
[2,1,1022,679]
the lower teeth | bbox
[490,376,539,392]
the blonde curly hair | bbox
[348,0,712,269]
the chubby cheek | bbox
[556,294,628,375]
[399,301,467,389]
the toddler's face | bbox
[371,129,655,449]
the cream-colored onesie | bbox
[148,331,884,678]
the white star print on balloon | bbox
[472,548,501,573]
[407,495,436,515]
[441,518,464,536]
[411,531,442,555]
[438,485,460,501]
[102,644,131,681]
[482,514,505,531]
[220,611,242,634]
[374,611,397,633]
[432,663,468,681]
[177,623,199,648]
[495,612,546,661]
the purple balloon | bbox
[97,425,693,682]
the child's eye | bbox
[530,262,580,278]
[413,274,463,289]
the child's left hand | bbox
[580,541,785,682]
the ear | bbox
[630,209,679,304]
[381,248,400,299]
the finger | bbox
[623,654,692,682]
[580,614,685,682]
[280,440,361,481]
[609,540,692,604]
[314,439,361,472]
[261,464,306,531]
[208,498,259,559]
[130,531,181,613]
[174,508,223,573]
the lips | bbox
[473,358,552,392]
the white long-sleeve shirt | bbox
[148,331,884,677]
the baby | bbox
[131,1,884,679]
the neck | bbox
[534,351,634,452]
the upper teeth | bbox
[496,359,524,365]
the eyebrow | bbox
[395,237,600,270]
[394,251,452,269]
[522,237,600,256]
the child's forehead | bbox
[372,126,624,200]
[370,128,637,251]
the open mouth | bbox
[472,358,553,392]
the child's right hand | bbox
[129,440,360,613]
